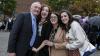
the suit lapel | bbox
[26,13,32,33]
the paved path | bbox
[0,32,100,56]
[0,22,2,26]
[0,32,9,56]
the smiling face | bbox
[50,13,58,25]
[30,2,41,16]
[41,6,49,19]
[61,12,69,24]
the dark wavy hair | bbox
[37,4,51,22]
[50,12,62,28]
[60,10,74,32]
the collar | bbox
[30,12,36,20]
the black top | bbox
[34,20,52,56]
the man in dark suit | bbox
[7,2,41,56]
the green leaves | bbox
[0,0,16,15]
[69,0,100,15]
[44,0,100,15]
[44,0,71,11]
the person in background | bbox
[0,21,6,31]
[7,16,14,31]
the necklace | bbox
[49,26,59,42]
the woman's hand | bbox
[8,53,16,56]
[62,42,67,47]
[32,40,48,53]
[45,40,54,47]
[32,47,38,53]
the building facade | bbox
[16,0,43,13]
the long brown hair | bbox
[37,4,51,22]
[60,10,81,32]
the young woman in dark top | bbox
[32,5,52,56]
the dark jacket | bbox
[35,20,52,56]
[7,12,39,56]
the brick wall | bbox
[16,0,43,13]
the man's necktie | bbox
[30,17,37,47]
